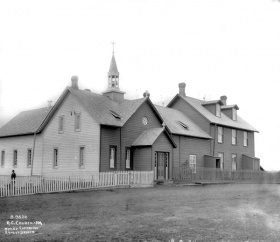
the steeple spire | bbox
[103,43,125,102]
[108,43,120,89]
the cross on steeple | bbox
[111,41,116,54]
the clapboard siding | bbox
[121,101,163,170]
[42,93,100,177]
[133,147,152,171]
[169,98,210,134]
[153,132,174,178]
[100,126,120,171]
[210,125,255,170]
[0,135,43,176]
[172,134,210,170]
[203,104,216,116]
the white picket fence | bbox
[0,171,154,197]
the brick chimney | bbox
[178,83,186,96]
[220,96,227,105]
[71,76,79,89]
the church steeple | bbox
[103,43,125,102]
[108,54,120,89]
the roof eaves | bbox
[171,132,212,140]
[37,88,70,133]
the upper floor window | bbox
[218,126,223,143]
[75,113,81,131]
[27,149,32,167]
[233,108,237,121]
[125,147,131,169]
[53,148,58,167]
[244,131,248,147]
[232,154,237,171]
[1,150,5,167]
[216,104,221,117]
[58,116,64,133]
[109,146,117,169]
[13,150,18,166]
[189,155,197,173]
[232,129,237,145]
[79,146,85,167]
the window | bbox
[216,104,221,117]
[218,153,224,170]
[244,131,248,147]
[79,147,85,167]
[233,108,237,121]
[218,126,223,143]
[125,147,131,169]
[75,113,81,131]
[58,116,64,133]
[232,154,237,171]
[110,110,122,120]
[53,148,58,167]
[13,150,18,166]
[109,146,117,169]
[232,129,237,145]
[27,149,32,167]
[1,150,5,167]
[189,155,196,173]
[178,121,189,130]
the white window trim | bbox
[75,113,81,132]
[232,154,237,171]
[244,131,248,147]
[53,148,58,168]
[189,154,197,174]
[125,148,131,169]
[79,146,85,168]
[27,149,32,167]
[218,126,223,143]
[1,150,5,167]
[232,129,237,145]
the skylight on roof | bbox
[178,121,189,130]
[109,110,122,119]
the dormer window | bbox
[110,110,122,120]
[178,121,189,130]
[216,104,221,117]
[233,108,237,121]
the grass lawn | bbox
[0,183,280,242]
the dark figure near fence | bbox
[11,170,16,180]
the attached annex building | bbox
[0,54,260,179]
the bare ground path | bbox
[0,184,280,241]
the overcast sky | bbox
[0,0,280,170]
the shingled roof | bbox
[0,107,52,137]
[68,87,147,126]
[0,87,155,137]
[155,105,212,139]
[172,95,258,132]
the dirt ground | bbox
[0,183,280,242]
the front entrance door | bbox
[157,152,165,180]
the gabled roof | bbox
[221,104,239,110]
[155,105,212,139]
[132,127,176,147]
[0,87,166,137]
[0,107,52,137]
[168,94,258,132]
